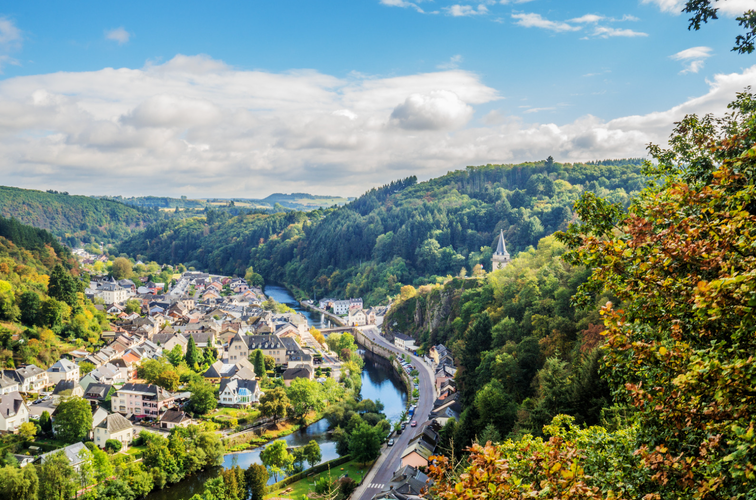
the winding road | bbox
[353,326,437,500]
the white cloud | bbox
[390,90,474,130]
[379,0,426,13]
[446,4,489,16]
[0,53,752,197]
[105,27,131,45]
[0,17,22,72]
[512,13,581,32]
[592,26,648,37]
[670,45,713,73]
[569,14,605,23]
[437,55,463,70]
[524,107,556,113]
[642,0,756,16]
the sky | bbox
[0,0,754,198]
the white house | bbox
[38,442,92,471]
[94,413,135,450]
[348,309,368,327]
[47,359,80,385]
[3,365,48,392]
[0,374,19,395]
[158,409,193,430]
[394,333,417,351]
[219,378,261,407]
[99,283,130,304]
[0,391,29,432]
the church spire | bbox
[492,229,511,271]
[494,229,509,257]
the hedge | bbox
[266,455,353,493]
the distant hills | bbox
[0,186,159,247]
[100,192,352,211]
[116,158,647,304]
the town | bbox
[0,247,460,500]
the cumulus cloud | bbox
[390,90,473,130]
[0,53,752,197]
[105,27,131,45]
[670,46,713,73]
[379,0,426,13]
[445,4,489,16]
[512,13,581,32]
[569,14,605,23]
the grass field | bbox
[265,460,371,499]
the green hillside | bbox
[0,186,160,246]
[117,158,645,304]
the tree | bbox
[110,257,133,280]
[558,91,756,498]
[48,264,78,308]
[0,281,17,322]
[124,298,141,314]
[303,440,322,468]
[53,396,93,443]
[259,387,289,421]
[166,344,184,367]
[287,378,323,420]
[683,0,755,54]
[37,450,78,500]
[18,421,36,441]
[104,439,122,453]
[251,349,266,378]
[349,421,381,464]
[259,440,293,482]
[0,464,39,500]
[39,410,52,435]
[263,355,275,371]
[78,361,96,376]
[188,380,217,414]
[185,335,201,368]
[245,463,268,500]
[18,291,41,326]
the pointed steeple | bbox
[494,230,509,257]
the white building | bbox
[3,365,48,392]
[47,359,80,385]
[394,333,417,351]
[219,378,261,407]
[99,283,130,304]
[0,391,29,432]
[94,413,135,450]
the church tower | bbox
[492,229,510,271]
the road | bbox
[353,326,436,500]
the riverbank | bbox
[299,300,346,327]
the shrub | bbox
[104,439,122,453]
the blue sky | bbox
[0,0,754,197]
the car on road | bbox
[401,422,406,429]
[411,420,417,427]
[387,439,394,446]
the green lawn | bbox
[266,460,371,499]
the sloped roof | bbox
[0,391,25,419]
[97,412,133,433]
[494,229,510,257]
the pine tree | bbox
[185,335,201,367]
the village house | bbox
[394,333,416,351]
[47,359,80,385]
[111,383,174,418]
[158,409,193,429]
[347,308,368,327]
[0,374,19,395]
[94,413,135,450]
[203,359,256,384]
[219,378,261,407]
[3,365,48,393]
[0,391,29,432]
[38,442,92,471]
[51,380,84,404]
[283,365,314,386]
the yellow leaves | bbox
[658,346,668,356]
[550,462,562,473]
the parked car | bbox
[388,439,395,446]
[411,420,417,427]
[401,423,406,430]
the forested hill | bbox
[0,185,160,247]
[117,158,644,304]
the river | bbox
[146,286,406,500]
